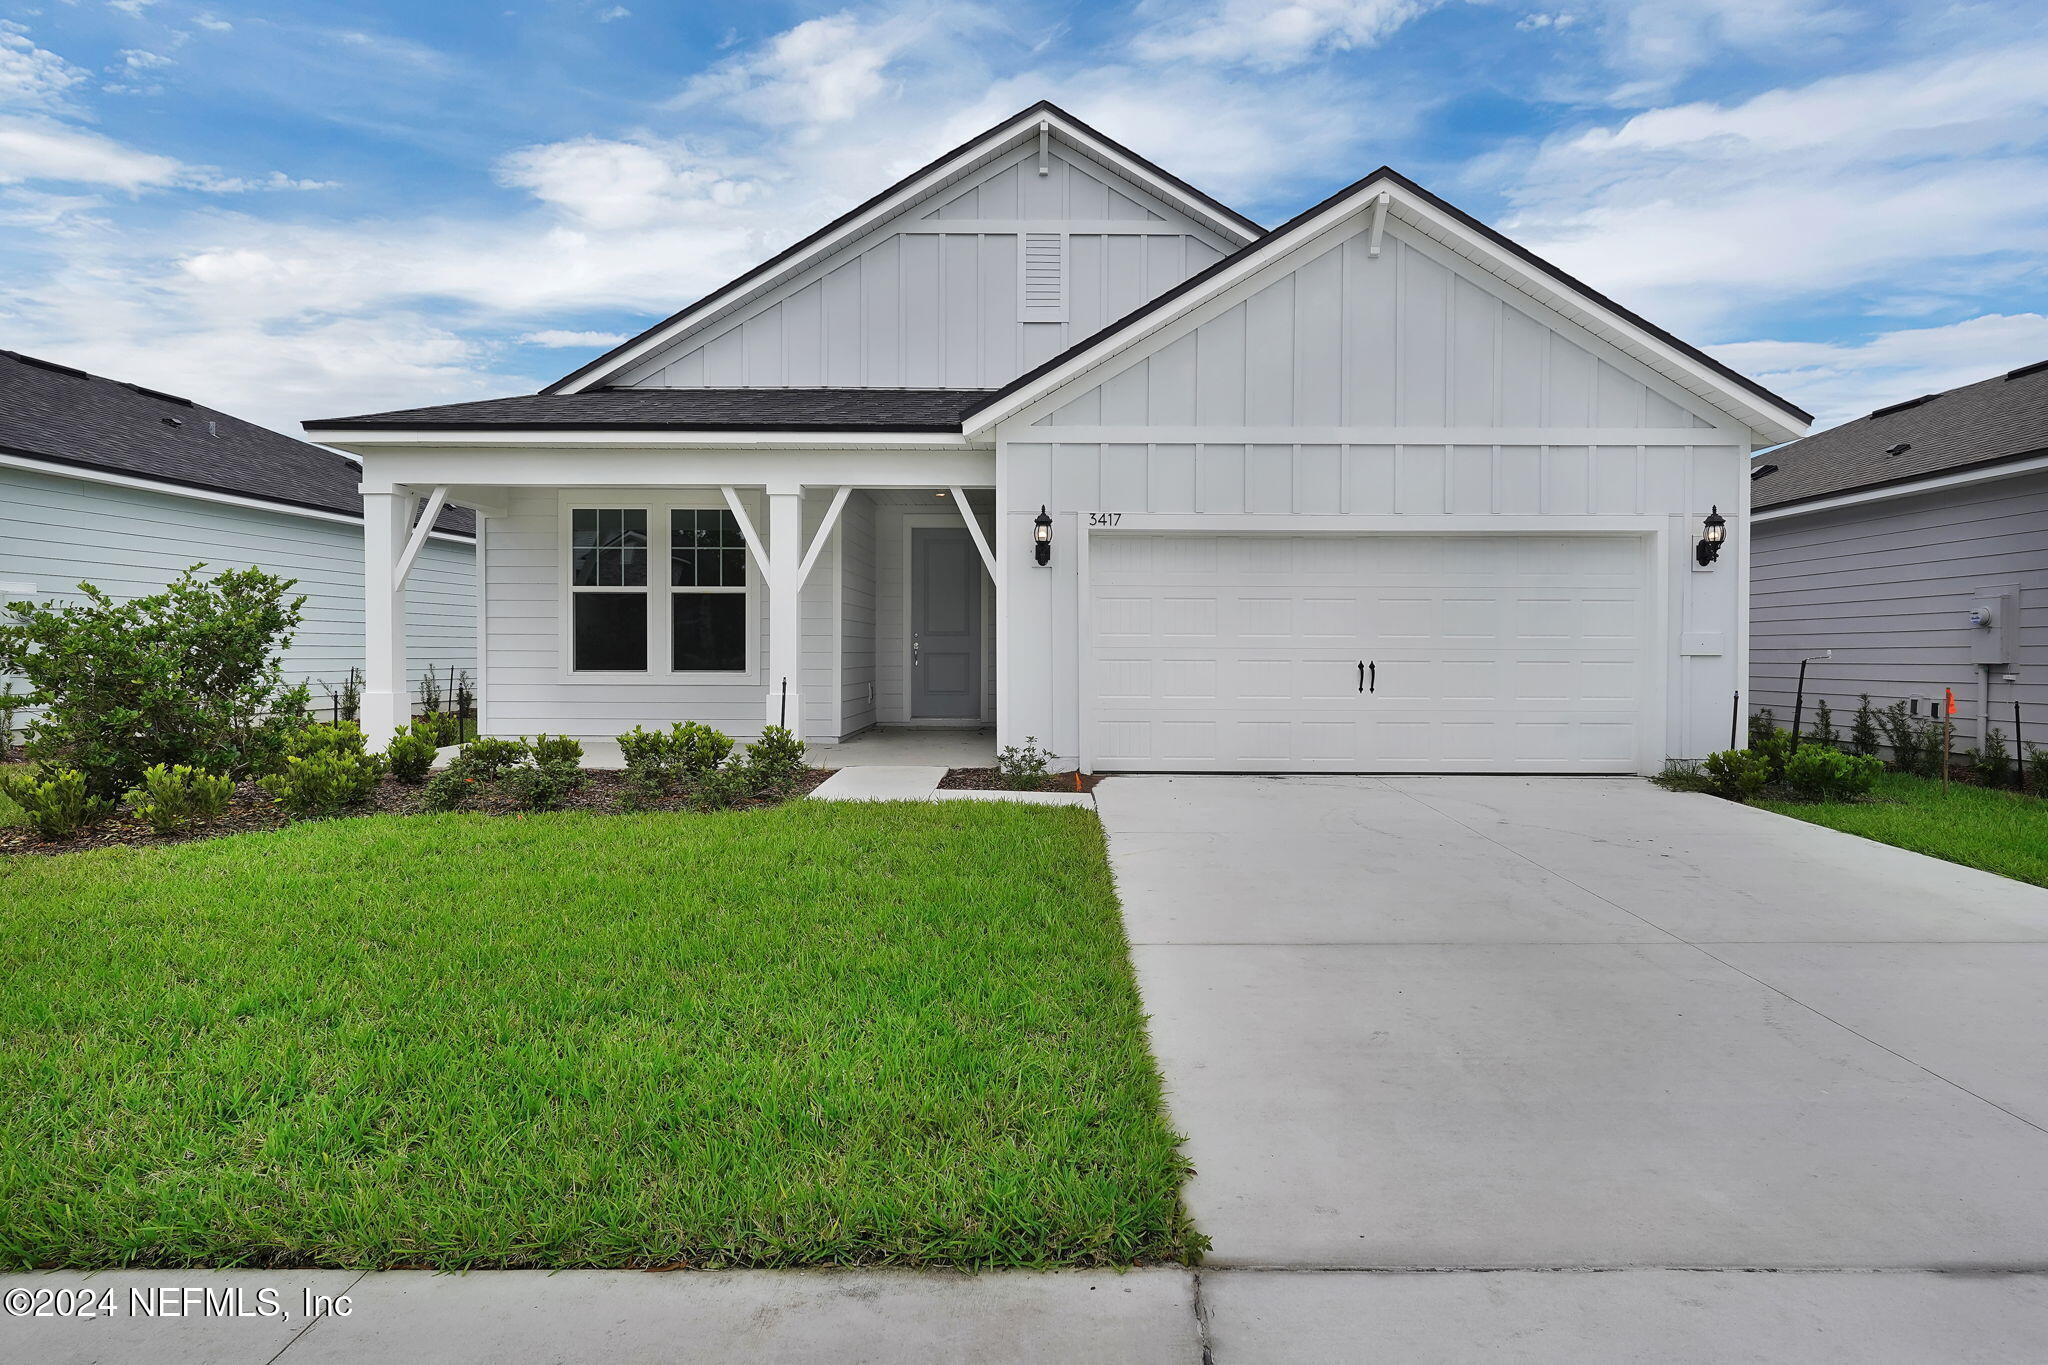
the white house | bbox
[307,101,1810,774]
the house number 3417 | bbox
[1087,512,1123,526]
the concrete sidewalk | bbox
[9,1266,2048,1363]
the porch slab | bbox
[808,766,950,800]
[807,727,996,768]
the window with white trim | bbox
[570,508,648,672]
[669,508,748,673]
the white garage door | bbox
[1087,533,1651,772]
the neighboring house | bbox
[1750,361,2047,751]
[307,101,1809,774]
[0,350,476,719]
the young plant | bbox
[1747,708,1779,750]
[450,736,528,780]
[2028,743,2048,796]
[1650,758,1714,794]
[0,767,109,840]
[690,760,753,811]
[453,670,476,727]
[1782,747,1883,803]
[259,750,379,817]
[503,759,585,812]
[422,767,476,812]
[526,734,584,766]
[0,564,309,796]
[0,679,20,755]
[995,736,1056,791]
[418,666,444,717]
[1849,694,1881,758]
[1973,727,2012,786]
[1700,749,1770,802]
[1808,698,1839,751]
[742,726,808,799]
[672,722,736,783]
[125,763,234,834]
[385,727,439,784]
[282,720,374,765]
[1747,726,1797,783]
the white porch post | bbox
[361,489,410,742]
[765,488,803,735]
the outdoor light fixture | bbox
[1033,506,1053,567]
[1695,506,1727,566]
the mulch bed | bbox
[939,767,1105,794]
[0,767,837,857]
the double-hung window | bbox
[669,508,748,673]
[570,508,648,672]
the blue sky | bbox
[2,0,2045,434]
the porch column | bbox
[765,488,803,735]
[361,489,410,743]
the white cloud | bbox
[1487,42,2048,334]
[0,26,88,109]
[495,135,759,230]
[107,0,157,16]
[1718,313,2048,429]
[676,10,947,132]
[1131,0,1438,69]
[596,6,630,20]
[193,13,233,33]
[0,114,184,188]
[1575,0,1860,102]
[519,329,629,347]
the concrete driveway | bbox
[1100,775,2048,1356]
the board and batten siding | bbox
[612,144,1230,391]
[994,211,1756,769]
[0,464,474,713]
[1751,470,2048,746]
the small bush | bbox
[451,736,527,779]
[2028,743,2048,796]
[742,726,808,798]
[996,736,1056,791]
[1783,746,1883,802]
[503,758,585,812]
[1914,715,1951,779]
[673,722,736,782]
[526,733,584,767]
[1650,758,1715,793]
[283,720,374,766]
[0,680,19,754]
[616,769,670,813]
[0,767,109,839]
[1849,694,1881,758]
[1807,698,1838,751]
[422,768,475,812]
[125,763,234,834]
[385,727,438,784]
[691,760,753,811]
[1747,708,1778,749]
[1700,749,1770,802]
[259,750,379,817]
[1972,727,2012,786]
[1748,726,1797,782]
[413,711,462,747]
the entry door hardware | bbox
[912,634,921,667]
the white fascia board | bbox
[349,445,996,494]
[1752,452,2048,522]
[0,450,474,544]
[552,110,1259,396]
[318,429,982,451]
[965,176,1809,447]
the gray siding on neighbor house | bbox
[1750,469,2048,748]
[0,463,475,712]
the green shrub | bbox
[1971,727,2012,786]
[422,768,476,812]
[1807,698,1839,751]
[2028,743,2048,796]
[1748,726,1797,782]
[413,710,462,747]
[616,769,669,813]
[1783,746,1883,802]
[742,726,808,798]
[526,733,584,767]
[691,760,753,811]
[1747,708,1778,749]
[0,679,19,754]
[503,758,585,812]
[673,722,735,782]
[0,564,310,797]
[385,728,438,784]
[282,720,374,767]
[1874,700,1918,770]
[125,763,234,834]
[1849,694,1881,758]
[259,750,379,816]
[0,767,108,839]
[996,736,1056,791]
[1700,749,1770,802]
[1650,758,1715,793]
[451,736,527,779]
[1914,715,1951,779]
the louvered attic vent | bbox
[1019,232,1067,323]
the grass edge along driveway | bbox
[0,802,1204,1271]
[1758,770,2048,889]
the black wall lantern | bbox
[1033,506,1053,566]
[1695,506,1727,566]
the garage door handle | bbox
[1360,660,1376,694]
[1368,661,1376,694]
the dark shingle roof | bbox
[1753,360,2048,510]
[305,387,993,432]
[0,350,472,534]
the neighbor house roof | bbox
[304,387,993,433]
[541,100,1264,396]
[1752,359,2048,511]
[963,167,1812,444]
[0,350,473,533]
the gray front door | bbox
[911,526,982,719]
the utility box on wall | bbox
[1968,586,2019,665]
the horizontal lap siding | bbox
[0,465,474,708]
[1750,472,2048,741]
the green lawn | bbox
[1758,771,2048,888]
[0,803,1200,1271]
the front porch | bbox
[357,464,1002,749]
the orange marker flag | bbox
[1946,688,1957,715]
